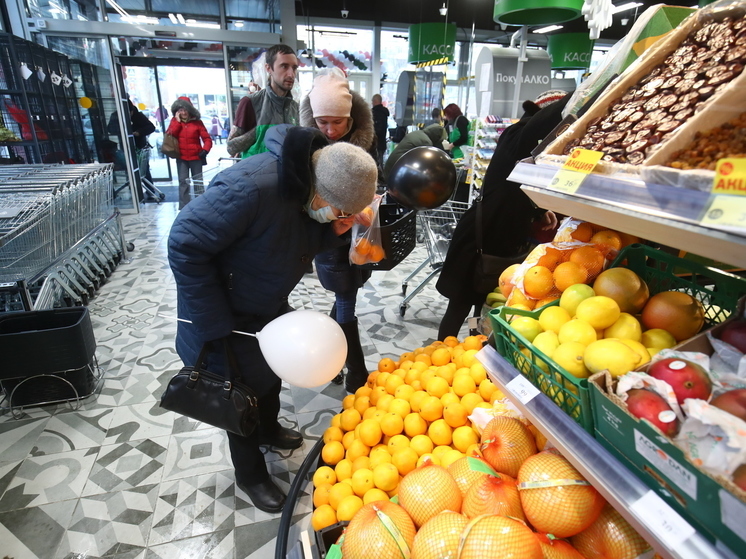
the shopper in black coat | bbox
[436,94,570,340]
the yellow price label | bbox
[712,158,746,196]
[700,195,746,230]
[549,149,604,194]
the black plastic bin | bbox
[360,201,416,272]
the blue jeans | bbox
[334,290,358,324]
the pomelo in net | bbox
[410,511,468,559]
[398,460,462,527]
[458,515,543,559]
[480,416,537,477]
[571,503,652,559]
[462,471,525,521]
[341,500,416,559]
[447,456,490,498]
[517,450,605,538]
[534,533,586,559]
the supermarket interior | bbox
[1,0,746,559]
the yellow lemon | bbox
[641,328,677,349]
[469,363,487,384]
[552,342,590,379]
[419,395,444,421]
[558,318,597,346]
[443,402,469,428]
[336,494,364,521]
[584,338,642,377]
[322,441,345,466]
[379,412,404,436]
[648,347,661,358]
[323,426,344,445]
[351,468,375,497]
[538,305,572,334]
[363,488,390,505]
[576,296,621,330]
[409,434,434,456]
[391,447,419,476]
[312,504,337,531]
[346,439,370,463]
[604,312,642,342]
[532,330,560,359]
[510,316,544,342]
[452,374,477,397]
[618,338,651,367]
[452,425,479,453]
[403,412,427,437]
[428,418,453,446]
[388,398,411,418]
[439,448,464,469]
[387,434,410,454]
[328,482,354,510]
[334,458,353,481]
[372,462,399,491]
[460,392,484,414]
[394,384,415,401]
[313,483,333,507]
[559,283,596,316]
[313,465,337,487]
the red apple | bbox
[647,358,712,404]
[733,464,746,492]
[626,388,680,436]
[719,320,746,354]
[710,389,746,423]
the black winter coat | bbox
[436,96,570,304]
[168,125,343,397]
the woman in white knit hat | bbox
[300,69,379,393]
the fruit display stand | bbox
[477,344,727,559]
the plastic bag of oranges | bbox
[349,195,386,265]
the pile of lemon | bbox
[311,335,504,531]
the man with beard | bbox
[227,44,300,158]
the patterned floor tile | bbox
[0,416,50,461]
[144,528,233,559]
[31,408,115,455]
[104,401,174,446]
[160,428,232,482]
[84,437,168,497]
[0,498,78,559]
[60,483,160,557]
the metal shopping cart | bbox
[137,147,165,202]
[399,199,469,317]
[187,157,240,199]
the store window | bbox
[151,0,219,17]
[226,45,266,114]
[26,0,101,21]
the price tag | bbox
[701,158,746,231]
[549,148,604,194]
[506,374,540,404]
[712,158,746,196]
[630,490,695,549]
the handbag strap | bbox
[194,340,242,383]
[475,196,485,254]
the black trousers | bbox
[227,378,282,485]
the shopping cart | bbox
[399,199,469,317]
[136,147,165,203]
[187,157,240,199]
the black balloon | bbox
[387,146,457,210]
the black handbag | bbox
[160,340,259,437]
[472,197,530,293]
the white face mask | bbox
[305,193,337,223]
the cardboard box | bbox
[590,370,746,553]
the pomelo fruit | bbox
[462,471,525,521]
[534,533,586,559]
[592,267,649,314]
[447,456,490,498]
[640,291,704,342]
[410,511,468,559]
[518,450,605,538]
[571,503,652,559]
[341,500,417,559]
[458,515,543,559]
[398,460,462,528]
[480,416,537,477]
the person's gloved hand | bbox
[442,140,453,151]
[198,150,208,159]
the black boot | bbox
[340,319,368,393]
[329,304,344,385]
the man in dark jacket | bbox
[168,124,378,513]
[371,94,390,165]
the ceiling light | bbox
[234,21,244,28]
[533,24,563,33]
[612,2,643,14]
[439,3,448,16]
[185,19,221,29]
[176,13,186,24]
[168,13,178,24]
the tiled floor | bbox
[0,201,468,559]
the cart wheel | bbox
[402,284,408,296]
[158,192,166,201]
[400,303,408,317]
[126,242,135,252]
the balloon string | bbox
[159,314,258,338]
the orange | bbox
[452,425,479,453]
[591,230,623,252]
[535,295,560,308]
[570,221,594,242]
[372,462,399,491]
[368,244,385,262]
[462,335,483,351]
[536,250,561,271]
[329,482,355,510]
[369,385,387,406]
[322,441,345,465]
[452,375,477,398]
[428,419,453,446]
[440,391,460,407]
[443,402,469,428]
[506,288,536,309]
[524,265,555,299]
[355,385,372,399]
[369,449,392,469]
[355,237,372,256]
[311,504,337,531]
[376,393,394,412]
[409,434,435,456]
[409,390,429,413]
[376,371,390,388]
[352,456,371,472]
[419,395,444,421]
[570,246,606,278]
[431,347,452,367]
[342,394,355,410]
[323,426,344,445]
[460,392,484,414]
[342,430,356,450]
[313,483,333,507]
[358,418,383,447]
[469,363,487,384]
[336,494,364,521]
[363,487,390,505]
[378,358,396,373]
[387,434,410,454]
[403,412,428,437]
[351,468,375,497]
[392,447,419,476]
[479,379,499,402]
[313,465,337,487]
[346,439,371,462]
[353,395,370,416]
[335,458,353,481]
[349,251,368,265]
[380,412,404,436]
[330,413,342,429]
[426,376,450,398]
[553,261,588,292]
[443,335,460,347]
[414,353,432,367]
[385,374,404,395]
[340,408,362,432]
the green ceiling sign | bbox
[408,23,457,64]
[494,0,584,25]
[548,33,594,69]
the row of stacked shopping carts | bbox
[0,163,127,312]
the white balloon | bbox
[256,310,347,388]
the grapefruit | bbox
[462,472,525,521]
[458,515,543,559]
[592,267,649,314]
[518,450,605,538]
[341,501,417,559]
[534,533,586,559]
[447,456,491,498]
[410,511,468,559]
[571,503,652,559]
[398,461,462,528]
[640,291,705,342]
[480,416,537,477]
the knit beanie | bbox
[308,72,353,118]
[312,143,377,214]
[534,90,567,108]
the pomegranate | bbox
[719,320,746,353]
[626,388,680,436]
[647,358,712,404]
[398,461,462,528]
[711,388,746,422]
[480,416,537,477]
[462,472,524,521]
[411,511,468,559]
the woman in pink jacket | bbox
[167,97,212,209]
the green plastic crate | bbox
[489,243,746,434]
